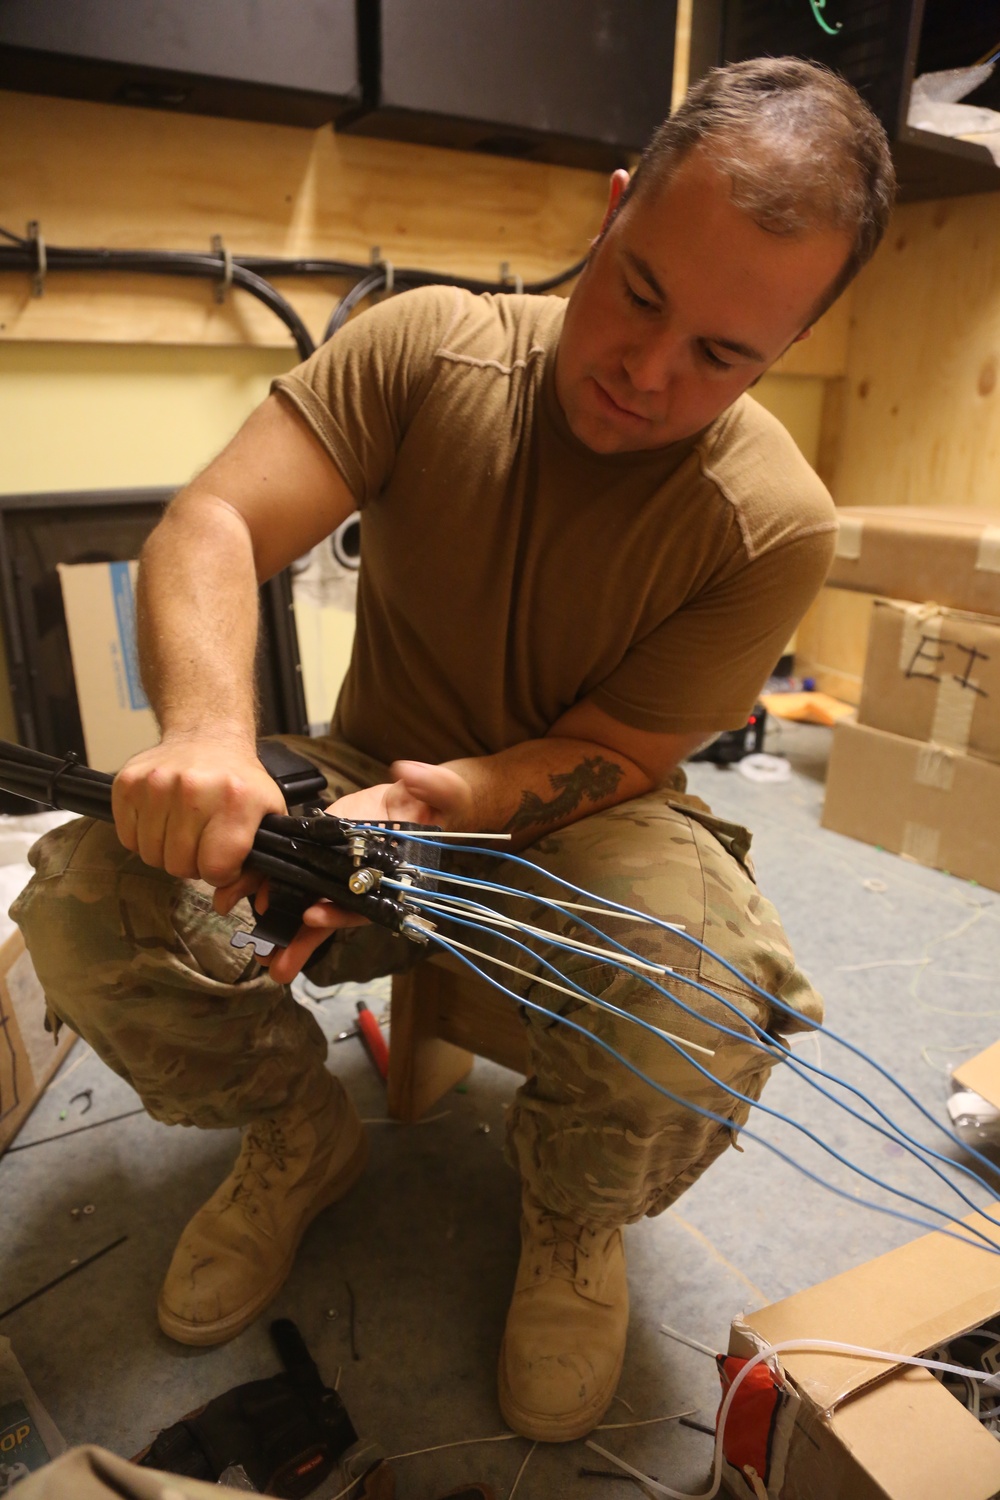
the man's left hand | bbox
[213,759,473,985]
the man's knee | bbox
[10,816,262,1034]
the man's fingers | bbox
[213,870,264,916]
[388,760,474,826]
[263,902,369,985]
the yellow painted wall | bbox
[0,342,294,493]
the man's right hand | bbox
[111,732,287,888]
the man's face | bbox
[555,148,853,454]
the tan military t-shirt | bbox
[274,286,837,766]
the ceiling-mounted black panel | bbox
[0,0,360,128]
[717,0,1000,201]
[341,0,679,172]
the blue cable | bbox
[429,928,1000,1258]
[376,829,1000,1184]
[406,882,1000,1230]
[392,865,1000,1222]
[410,894,1000,1253]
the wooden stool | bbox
[386,954,530,1121]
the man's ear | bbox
[792,326,814,344]
[598,168,631,236]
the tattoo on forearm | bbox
[503,755,624,835]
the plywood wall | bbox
[0,89,609,349]
[796,189,1000,701]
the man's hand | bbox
[331,759,474,830]
[214,759,473,986]
[112,731,287,888]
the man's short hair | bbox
[620,57,897,322]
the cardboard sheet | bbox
[0,929,75,1156]
[57,560,159,773]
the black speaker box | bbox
[341,0,678,172]
[0,0,360,128]
[710,0,1000,201]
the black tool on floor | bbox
[688,702,767,765]
[136,1319,358,1498]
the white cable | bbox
[386,883,674,975]
[588,1336,1000,1500]
[423,866,684,929]
[439,931,715,1059]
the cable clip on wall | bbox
[370,245,395,293]
[500,259,524,295]
[27,219,45,298]
[211,233,233,305]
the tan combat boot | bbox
[498,1189,628,1442]
[157,1073,367,1346]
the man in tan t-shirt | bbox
[13,59,895,1443]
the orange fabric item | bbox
[760,690,854,726]
[716,1353,785,1487]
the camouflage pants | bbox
[11,735,823,1227]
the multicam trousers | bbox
[11,735,823,1227]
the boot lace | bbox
[230,1119,288,1203]
[538,1210,595,1283]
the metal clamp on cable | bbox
[500,260,524,295]
[27,220,46,298]
[46,750,79,807]
[369,245,394,293]
[212,233,233,305]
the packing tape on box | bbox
[834,515,864,560]
[897,603,977,753]
[901,820,941,866]
[932,676,978,751]
[976,526,1000,574]
[915,743,955,790]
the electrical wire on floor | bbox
[423,904,1000,1245]
[414,885,1000,1237]
[429,925,1000,1258]
[380,856,1000,1213]
[338,827,1000,1254]
[377,829,1000,1190]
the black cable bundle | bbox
[0,223,587,360]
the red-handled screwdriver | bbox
[355,1000,389,1081]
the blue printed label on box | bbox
[110,562,149,713]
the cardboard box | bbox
[0,928,76,1156]
[822,721,1000,892]
[723,1205,1000,1499]
[57,560,158,773]
[955,1042,1000,1112]
[859,600,1000,764]
[828,507,1000,616]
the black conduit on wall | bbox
[0,225,587,361]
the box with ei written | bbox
[722,1203,1000,1499]
[859,600,1000,765]
[822,720,1000,891]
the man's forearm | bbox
[137,491,261,747]
[443,737,653,850]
